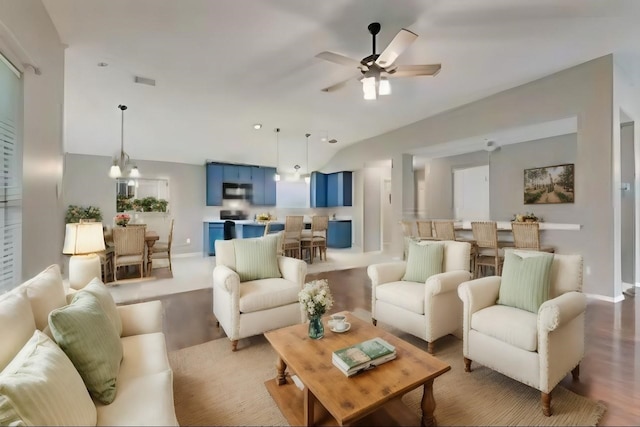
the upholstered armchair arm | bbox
[213,265,240,294]
[457,276,501,315]
[367,261,407,287]
[426,270,472,296]
[538,291,587,332]
[278,256,307,287]
[117,300,163,337]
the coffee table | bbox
[264,311,450,426]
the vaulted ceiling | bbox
[43,0,640,175]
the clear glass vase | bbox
[308,314,324,339]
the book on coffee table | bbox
[332,337,397,377]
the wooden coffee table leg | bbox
[304,387,315,425]
[275,356,287,385]
[421,378,437,427]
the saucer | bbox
[330,322,351,333]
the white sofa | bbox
[0,264,178,426]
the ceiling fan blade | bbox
[320,76,357,93]
[316,51,362,69]
[389,64,442,78]
[375,28,418,68]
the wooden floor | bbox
[135,267,639,426]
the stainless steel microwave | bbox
[222,183,252,200]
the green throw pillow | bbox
[48,292,123,404]
[498,251,555,313]
[77,278,122,336]
[233,234,282,282]
[402,241,444,282]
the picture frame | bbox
[524,163,574,204]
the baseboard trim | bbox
[585,293,625,303]
[173,252,203,259]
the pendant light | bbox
[304,133,311,184]
[108,104,140,178]
[274,128,281,181]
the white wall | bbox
[323,55,615,298]
[0,0,66,280]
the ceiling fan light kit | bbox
[316,22,441,100]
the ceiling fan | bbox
[316,22,441,99]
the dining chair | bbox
[400,220,415,238]
[433,220,456,240]
[471,221,503,278]
[416,220,436,240]
[434,220,477,273]
[282,216,304,259]
[511,222,555,253]
[301,215,329,264]
[148,218,174,276]
[112,225,147,281]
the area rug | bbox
[169,313,606,426]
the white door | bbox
[453,165,490,220]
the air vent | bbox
[134,76,156,86]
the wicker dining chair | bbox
[301,215,329,264]
[471,221,503,278]
[416,220,436,240]
[282,216,304,259]
[511,222,555,253]
[112,225,147,280]
[147,218,174,276]
[400,220,415,238]
[433,220,457,241]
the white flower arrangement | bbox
[298,279,334,318]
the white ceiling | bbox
[42,0,640,175]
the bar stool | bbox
[434,220,477,273]
[511,222,555,253]
[471,221,503,278]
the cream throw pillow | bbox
[233,234,282,281]
[498,250,554,313]
[0,330,97,426]
[402,241,444,282]
[49,291,123,404]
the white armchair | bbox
[457,253,585,416]
[367,240,472,354]
[213,237,307,351]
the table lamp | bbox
[63,222,105,289]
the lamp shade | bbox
[62,223,105,255]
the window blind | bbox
[0,52,21,294]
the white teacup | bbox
[330,314,348,331]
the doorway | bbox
[453,165,490,220]
[382,179,392,252]
[620,120,636,295]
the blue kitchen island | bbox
[203,220,352,255]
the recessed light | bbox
[328,139,338,144]
[253,123,262,130]
[320,137,327,142]
[97,62,108,67]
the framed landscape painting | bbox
[524,163,574,204]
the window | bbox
[0,53,22,293]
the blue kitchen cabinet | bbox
[326,173,338,207]
[238,222,285,239]
[338,171,352,206]
[263,167,277,206]
[207,223,225,255]
[223,165,239,182]
[310,172,327,207]
[327,220,352,248]
[238,166,252,183]
[251,167,265,205]
[206,163,223,206]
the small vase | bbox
[308,314,324,339]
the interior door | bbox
[453,165,490,221]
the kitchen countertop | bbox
[203,219,352,224]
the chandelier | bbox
[108,104,140,179]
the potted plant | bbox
[65,205,103,223]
